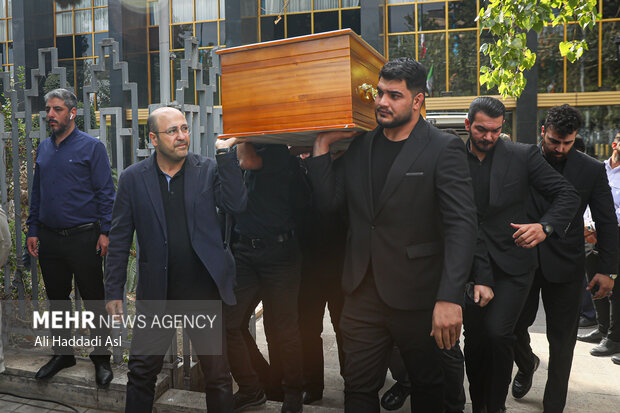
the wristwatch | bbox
[216,146,231,155]
[540,222,554,236]
[607,274,617,280]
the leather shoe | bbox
[512,354,539,399]
[90,355,113,387]
[233,389,266,412]
[302,390,322,404]
[35,355,76,380]
[579,315,597,328]
[281,392,303,413]
[590,338,620,356]
[577,329,605,343]
[612,355,620,365]
[380,382,411,411]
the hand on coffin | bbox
[313,131,360,157]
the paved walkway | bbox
[254,297,620,413]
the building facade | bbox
[6,0,620,155]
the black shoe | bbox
[577,329,605,343]
[612,355,620,365]
[512,354,540,399]
[579,315,597,328]
[590,338,620,356]
[302,390,322,404]
[90,355,113,387]
[35,355,76,380]
[281,392,303,413]
[380,382,411,411]
[233,389,267,412]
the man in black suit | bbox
[462,97,580,413]
[306,57,478,412]
[512,104,617,413]
[105,107,247,413]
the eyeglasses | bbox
[155,125,190,136]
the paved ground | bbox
[253,297,620,413]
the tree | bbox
[478,0,599,98]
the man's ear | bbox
[464,118,471,132]
[540,125,545,138]
[149,132,158,147]
[412,93,425,111]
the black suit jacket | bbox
[528,147,618,282]
[476,139,580,278]
[105,152,247,308]
[307,118,478,311]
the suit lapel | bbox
[374,118,431,218]
[365,128,380,217]
[489,138,513,206]
[184,154,201,240]
[562,148,583,185]
[142,154,167,236]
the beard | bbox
[375,107,412,129]
[48,119,70,136]
[469,132,496,153]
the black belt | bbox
[237,231,293,249]
[42,222,98,237]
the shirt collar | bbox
[52,126,79,146]
[466,138,495,162]
[155,152,187,179]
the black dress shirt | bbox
[372,132,406,207]
[156,159,219,301]
[467,140,495,220]
[233,144,298,238]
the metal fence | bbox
[0,36,223,391]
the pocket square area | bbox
[405,172,424,176]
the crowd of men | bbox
[25,56,618,413]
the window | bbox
[54,0,109,98]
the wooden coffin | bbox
[216,29,386,147]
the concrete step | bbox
[0,349,169,411]
[154,389,344,413]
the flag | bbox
[426,64,434,96]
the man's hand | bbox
[97,234,109,256]
[27,236,39,257]
[588,273,615,300]
[215,137,239,150]
[473,284,494,307]
[431,301,462,350]
[313,131,359,157]
[511,223,546,248]
[106,300,124,318]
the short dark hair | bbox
[44,88,78,111]
[379,57,427,95]
[467,96,506,123]
[544,104,583,138]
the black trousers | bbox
[340,274,443,413]
[38,225,110,357]
[387,343,466,412]
[513,268,582,413]
[126,315,232,413]
[586,251,620,341]
[464,262,534,413]
[224,238,303,396]
[298,260,345,394]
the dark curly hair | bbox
[544,104,583,138]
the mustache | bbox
[174,141,188,148]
